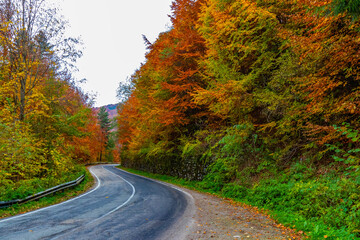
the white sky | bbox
[55,0,173,107]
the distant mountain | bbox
[95,104,118,119]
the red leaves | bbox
[117,0,208,152]
[282,1,360,144]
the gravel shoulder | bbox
[173,186,304,240]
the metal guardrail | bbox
[84,162,119,166]
[0,174,85,209]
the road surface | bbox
[0,165,194,240]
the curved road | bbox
[0,165,194,240]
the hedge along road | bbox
[0,165,195,240]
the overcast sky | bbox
[54,0,173,107]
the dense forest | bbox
[1,0,360,238]
[117,0,360,238]
[0,0,110,201]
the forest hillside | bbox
[116,0,360,238]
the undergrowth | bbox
[0,165,93,219]
[123,149,360,240]
[120,123,360,240]
[120,164,360,239]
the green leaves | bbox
[98,107,111,134]
[326,123,360,174]
[331,0,360,20]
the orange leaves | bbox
[268,0,360,146]
[116,0,208,156]
[117,94,140,147]
[299,0,332,7]
[117,0,360,176]
[72,109,104,163]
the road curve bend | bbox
[0,165,195,240]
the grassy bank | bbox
[0,166,94,219]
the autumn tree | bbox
[117,0,209,176]
[0,0,97,184]
[115,0,360,236]
[117,0,360,179]
[278,0,360,163]
[0,0,81,122]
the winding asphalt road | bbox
[0,165,194,240]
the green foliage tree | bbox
[97,106,115,161]
[98,107,111,135]
[331,0,360,20]
[116,77,134,104]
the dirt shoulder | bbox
[179,187,303,240]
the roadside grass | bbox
[117,167,305,237]
[118,166,198,189]
[118,166,359,240]
[0,167,94,219]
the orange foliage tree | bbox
[117,0,208,174]
[283,0,360,148]
[117,0,360,177]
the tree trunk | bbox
[19,78,26,121]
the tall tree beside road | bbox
[97,106,114,161]
[0,0,82,122]
[117,0,208,175]
[98,106,111,136]
[0,0,100,192]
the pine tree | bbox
[98,106,111,135]
[97,106,112,161]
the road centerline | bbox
[0,165,192,240]
[50,165,136,240]
[87,165,136,224]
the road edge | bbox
[0,166,100,223]
[114,167,196,240]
